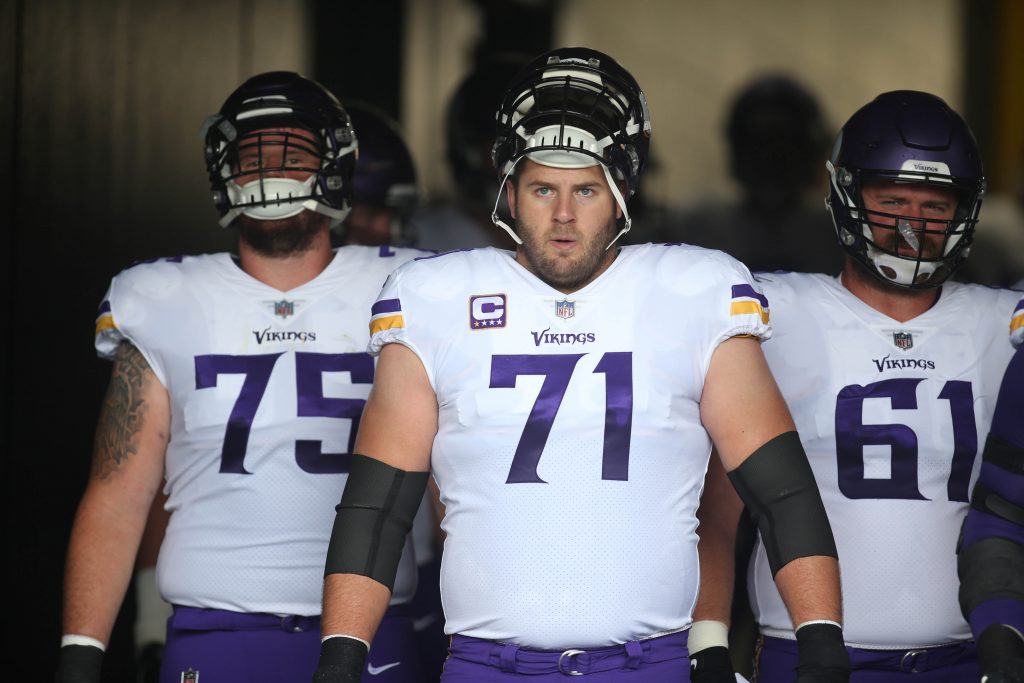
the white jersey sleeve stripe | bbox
[1011,297,1023,348]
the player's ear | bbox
[505,178,517,219]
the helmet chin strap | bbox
[490,156,632,249]
[491,157,524,245]
[602,163,632,250]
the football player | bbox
[56,72,424,683]
[311,47,850,683]
[692,91,1020,682]
[958,297,1024,683]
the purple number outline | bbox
[490,352,634,484]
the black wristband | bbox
[311,637,368,683]
[689,645,736,683]
[795,623,850,683]
[54,644,103,683]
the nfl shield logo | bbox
[893,332,913,350]
[556,299,575,319]
[273,300,295,319]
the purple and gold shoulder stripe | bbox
[730,284,769,324]
[370,299,405,336]
[95,300,117,336]
[1011,298,1023,348]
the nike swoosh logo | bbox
[412,613,438,631]
[367,662,401,675]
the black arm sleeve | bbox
[324,454,429,591]
[727,431,838,576]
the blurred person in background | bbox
[336,102,421,248]
[408,58,523,252]
[956,147,1024,288]
[666,75,843,274]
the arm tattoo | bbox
[92,342,156,480]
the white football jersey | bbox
[368,243,771,649]
[748,272,1019,649]
[95,246,422,616]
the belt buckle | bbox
[557,649,586,676]
[280,615,301,632]
[900,649,926,672]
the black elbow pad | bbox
[324,454,429,591]
[958,537,1024,620]
[727,431,838,576]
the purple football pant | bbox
[161,604,420,683]
[755,635,978,682]
[440,630,691,682]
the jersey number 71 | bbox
[491,352,633,483]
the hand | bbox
[795,622,850,683]
[982,668,1024,683]
[979,624,1024,683]
[690,645,737,683]
[311,636,367,683]
[54,644,103,683]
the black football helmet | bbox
[201,71,357,228]
[826,90,985,288]
[343,102,419,245]
[491,47,652,245]
[345,102,418,212]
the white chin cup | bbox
[866,247,938,285]
[228,176,315,221]
[861,220,964,286]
